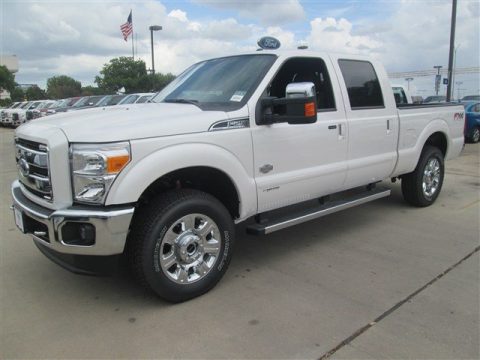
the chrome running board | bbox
[247,186,391,235]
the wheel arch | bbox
[106,143,257,220]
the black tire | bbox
[468,127,480,143]
[401,145,444,207]
[127,189,235,302]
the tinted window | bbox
[268,57,336,110]
[338,60,384,109]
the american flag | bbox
[120,11,133,41]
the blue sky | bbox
[2,0,479,97]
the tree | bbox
[95,57,150,93]
[81,85,105,96]
[26,85,47,100]
[46,75,82,99]
[149,72,176,92]
[0,65,16,94]
[10,87,25,102]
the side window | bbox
[338,59,384,109]
[392,87,408,105]
[267,57,336,111]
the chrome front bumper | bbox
[11,180,134,256]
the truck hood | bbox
[18,103,229,142]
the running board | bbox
[246,187,391,235]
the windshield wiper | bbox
[164,98,200,106]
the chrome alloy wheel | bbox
[422,158,441,198]
[159,213,221,284]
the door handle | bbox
[328,125,337,130]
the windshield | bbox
[118,95,139,105]
[72,97,90,107]
[136,95,152,103]
[29,102,43,109]
[151,54,276,111]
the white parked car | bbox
[11,48,464,302]
[11,100,46,127]
[117,93,156,105]
[2,101,30,127]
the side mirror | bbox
[88,102,94,106]
[260,82,317,125]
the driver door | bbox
[251,56,348,213]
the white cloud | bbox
[306,17,382,54]
[1,0,478,95]
[194,0,305,25]
[168,9,188,23]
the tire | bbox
[468,127,480,143]
[127,189,235,302]
[401,145,444,207]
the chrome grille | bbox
[15,138,52,201]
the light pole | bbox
[405,77,414,91]
[149,25,162,75]
[451,43,461,100]
[434,65,442,95]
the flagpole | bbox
[131,9,134,59]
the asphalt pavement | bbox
[0,127,478,359]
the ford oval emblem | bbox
[257,36,281,50]
[18,157,30,177]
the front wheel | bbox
[401,145,445,207]
[128,189,235,302]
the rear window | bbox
[338,59,384,109]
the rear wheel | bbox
[401,145,444,207]
[468,127,480,143]
[128,189,235,302]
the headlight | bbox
[71,142,131,204]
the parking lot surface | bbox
[1,127,478,359]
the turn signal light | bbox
[304,102,316,117]
[107,155,130,174]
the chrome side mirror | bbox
[286,82,316,98]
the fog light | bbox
[61,222,95,246]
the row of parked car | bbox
[0,92,155,127]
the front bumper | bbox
[11,180,134,256]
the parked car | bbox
[1,102,22,126]
[65,95,107,111]
[26,100,56,120]
[117,93,156,105]
[52,97,83,113]
[12,100,46,127]
[423,95,446,103]
[461,95,480,101]
[391,84,413,105]
[3,101,30,127]
[11,48,465,302]
[462,101,480,143]
[96,94,127,107]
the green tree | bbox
[81,85,105,96]
[95,57,150,93]
[26,85,47,100]
[10,87,25,102]
[46,75,82,99]
[0,65,16,95]
[149,72,176,92]
[0,98,13,107]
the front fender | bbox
[106,142,257,220]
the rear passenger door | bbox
[332,57,398,188]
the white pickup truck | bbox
[11,49,465,302]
